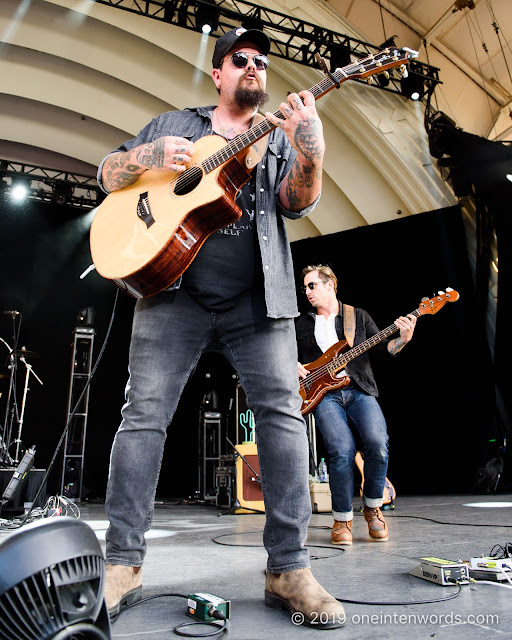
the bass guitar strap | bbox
[342,303,356,348]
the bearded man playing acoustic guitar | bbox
[296,265,416,545]
[97,28,346,629]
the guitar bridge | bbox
[137,192,155,229]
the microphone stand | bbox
[14,356,43,464]
[0,336,15,467]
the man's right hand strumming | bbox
[298,362,309,379]
[102,136,194,192]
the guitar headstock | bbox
[418,288,460,316]
[338,47,418,83]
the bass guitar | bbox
[299,289,460,415]
[90,47,417,298]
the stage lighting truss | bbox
[0,160,105,210]
[93,0,441,98]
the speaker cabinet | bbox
[235,443,264,513]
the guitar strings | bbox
[166,50,400,193]
[299,310,423,391]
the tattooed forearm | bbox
[294,117,325,164]
[103,141,161,192]
[388,337,405,356]
[136,139,165,169]
[285,172,302,210]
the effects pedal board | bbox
[409,557,471,585]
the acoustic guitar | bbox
[299,289,460,415]
[90,47,417,298]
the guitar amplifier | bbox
[234,442,264,513]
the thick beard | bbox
[234,86,269,110]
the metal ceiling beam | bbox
[91,0,441,96]
[0,160,103,209]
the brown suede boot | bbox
[265,567,346,628]
[331,520,353,545]
[105,564,143,620]
[363,506,389,541]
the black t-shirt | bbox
[181,176,263,311]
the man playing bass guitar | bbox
[296,265,416,545]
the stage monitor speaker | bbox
[1,446,35,505]
[235,443,264,513]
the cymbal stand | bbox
[14,355,43,464]
[0,335,15,467]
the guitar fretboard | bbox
[327,308,421,374]
[201,49,407,174]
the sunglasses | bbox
[301,280,327,293]
[229,51,270,71]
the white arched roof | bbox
[2,0,489,241]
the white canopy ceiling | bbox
[1,0,509,240]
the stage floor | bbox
[1,494,512,639]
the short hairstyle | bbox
[302,264,338,293]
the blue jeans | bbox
[105,287,311,573]
[313,387,389,521]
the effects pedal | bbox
[409,557,471,585]
[187,593,231,622]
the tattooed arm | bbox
[387,315,417,355]
[101,136,194,192]
[265,90,325,211]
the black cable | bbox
[117,593,228,638]
[211,529,345,559]
[378,513,512,528]
[336,581,463,606]
[0,290,120,531]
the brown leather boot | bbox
[105,564,143,620]
[265,567,346,628]
[331,520,353,545]
[363,506,389,541]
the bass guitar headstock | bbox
[418,288,460,316]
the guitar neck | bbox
[329,308,421,373]
[202,56,379,174]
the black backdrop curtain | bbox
[0,199,496,497]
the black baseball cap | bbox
[212,27,270,69]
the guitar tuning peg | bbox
[421,297,428,302]
[383,71,390,79]
[446,286,453,291]
[399,64,408,78]
[367,76,375,84]
[438,291,444,295]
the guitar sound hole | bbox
[173,166,203,196]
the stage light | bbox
[378,35,397,49]
[53,183,73,205]
[400,70,426,100]
[241,16,265,32]
[329,44,352,73]
[195,0,219,35]
[163,0,176,22]
[0,517,111,640]
[11,178,30,202]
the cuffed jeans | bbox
[105,287,311,573]
[313,387,389,521]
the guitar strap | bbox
[342,304,355,348]
[243,113,271,170]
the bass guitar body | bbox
[299,340,352,415]
[90,135,252,298]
